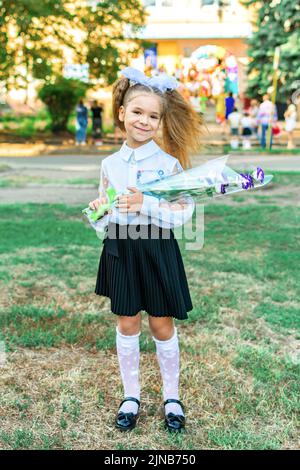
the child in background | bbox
[241,110,253,149]
[227,107,241,149]
[249,99,259,137]
[225,92,235,120]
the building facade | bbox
[135,0,252,96]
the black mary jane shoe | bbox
[164,399,186,433]
[115,397,140,432]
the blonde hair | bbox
[112,77,204,169]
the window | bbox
[201,0,215,6]
[143,0,156,6]
[201,0,232,6]
[142,0,173,6]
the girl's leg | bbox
[149,316,184,416]
[116,313,142,414]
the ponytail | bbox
[161,90,204,170]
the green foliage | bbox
[82,0,148,85]
[208,427,281,450]
[38,76,88,132]
[0,0,73,89]
[242,0,300,100]
[0,0,147,91]
[254,303,300,330]
[0,429,34,450]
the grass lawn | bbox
[0,176,299,450]
[0,175,99,188]
[223,145,300,155]
[0,110,113,139]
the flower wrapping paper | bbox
[135,155,272,202]
[82,155,273,228]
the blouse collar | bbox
[119,139,161,162]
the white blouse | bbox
[91,139,195,232]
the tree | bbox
[242,0,300,101]
[0,0,74,98]
[76,0,148,85]
[0,0,147,98]
[38,76,88,132]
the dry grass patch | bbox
[1,340,297,450]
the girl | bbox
[88,67,202,433]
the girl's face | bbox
[119,94,162,148]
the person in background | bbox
[284,98,297,149]
[185,68,201,114]
[225,92,235,120]
[227,107,241,149]
[177,74,190,103]
[91,100,104,146]
[75,100,88,146]
[257,94,278,149]
[241,110,253,149]
[249,99,259,137]
[215,92,226,129]
[228,107,241,136]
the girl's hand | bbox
[89,197,112,214]
[115,187,144,213]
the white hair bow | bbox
[121,67,179,93]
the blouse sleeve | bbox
[98,162,109,200]
[89,162,111,233]
[139,160,195,229]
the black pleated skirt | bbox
[94,222,193,320]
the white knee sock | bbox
[152,327,184,416]
[116,326,140,415]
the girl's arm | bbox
[89,163,109,209]
[89,161,112,232]
[98,162,109,202]
[138,161,195,228]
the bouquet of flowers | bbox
[82,155,273,224]
[135,155,272,202]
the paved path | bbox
[1,152,300,171]
[0,153,299,204]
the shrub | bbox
[38,76,88,133]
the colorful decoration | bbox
[155,45,240,121]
